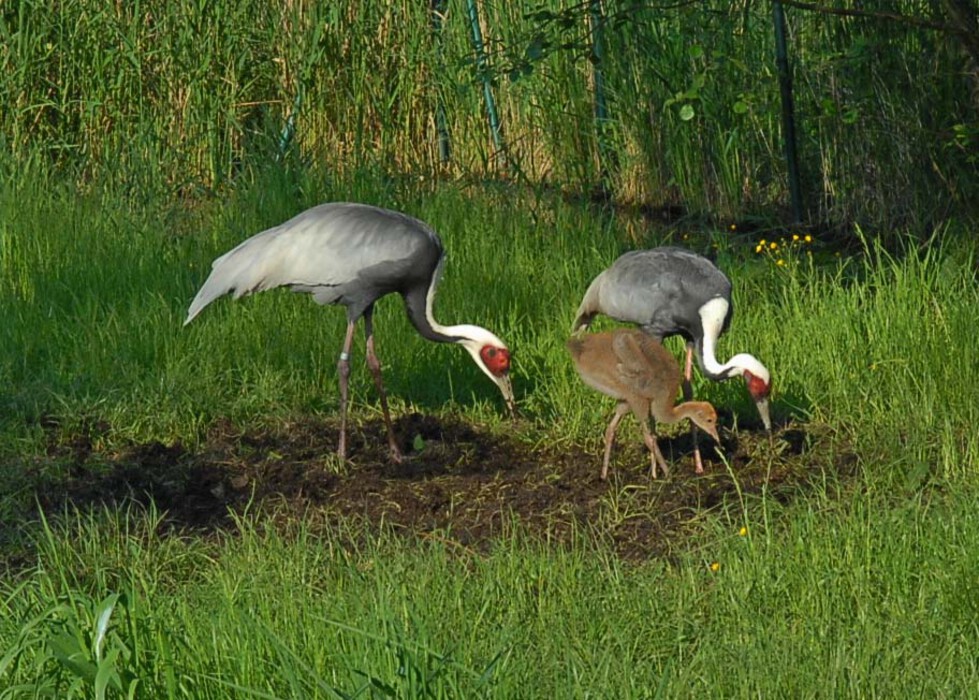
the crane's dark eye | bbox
[480,346,510,376]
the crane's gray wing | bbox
[185,203,439,324]
[587,248,732,340]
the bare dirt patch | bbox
[31,413,842,560]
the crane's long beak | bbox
[755,397,772,432]
[497,374,517,419]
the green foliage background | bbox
[3,0,977,226]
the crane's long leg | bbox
[684,342,705,474]
[638,418,669,479]
[363,310,404,463]
[601,402,630,480]
[337,320,357,461]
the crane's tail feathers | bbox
[570,312,592,335]
[183,250,256,325]
[571,271,605,334]
[184,233,284,325]
[184,276,231,325]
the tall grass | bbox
[2,1,975,227]
[2,488,979,697]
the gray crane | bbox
[572,246,771,473]
[185,202,516,463]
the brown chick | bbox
[567,328,721,479]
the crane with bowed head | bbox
[185,202,516,463]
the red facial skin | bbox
[744,370,771,400]
[479,346,511,377]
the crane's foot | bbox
[649,453,670,480]
[643,430,669,479]
[335,441,404,464]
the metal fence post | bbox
[773,1,803,223]
[589,0,616,195]
[466,0,506,161]
[431,0,452,164]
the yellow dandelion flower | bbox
[792,234,800,242]
[759,239,766,246]
[804,234,812,243]
[776,259,784,266]
[710,561,721,573]
[729,224,737,231]
[755,244,762,254]
[769,241,778,250]
[739,526,748,537]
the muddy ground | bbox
[23,410,849,561]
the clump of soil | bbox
[32,413,839,560]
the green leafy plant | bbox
[2,592,139,699]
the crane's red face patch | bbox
[744,370,771,400]
[480,346,511,377]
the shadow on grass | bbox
[6,411,853,566]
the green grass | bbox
[3,487,979,698]
[3,159,979,695]
[4,4,978,692]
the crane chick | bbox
[567,328,720,480]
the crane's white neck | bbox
[407,260,510,385]
[697,297,770,384]
[418,261,501,353]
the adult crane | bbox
[572,246,771,473]
[185,202,516,463]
